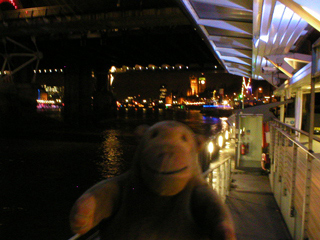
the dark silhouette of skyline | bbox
[112,70,272,101]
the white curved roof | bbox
[179,0,320,87]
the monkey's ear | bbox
[134,124,150,139]
[195,134,207,152]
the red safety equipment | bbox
[262,122,270,148]
[241,143,246,155]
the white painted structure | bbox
[178,0,320,135]
[178,2,320,239]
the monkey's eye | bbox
[181,134,187,142]
[151,130,159,139]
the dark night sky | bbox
[0,3,273,102]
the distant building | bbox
[198,73,206,93]
[188,75,198,96]
[159,84,167,103]
[165,95,172,105]
[165,91,184,105]
[187,74,206,96]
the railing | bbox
[202,157,232,202]
[69,231,99,240]
[269,119,320,240]
[199,123,233,201]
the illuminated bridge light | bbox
[104,64,202,73]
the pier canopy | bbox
[178,0,320,88]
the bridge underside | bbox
[0,2,219,68]
[0,1,224,125]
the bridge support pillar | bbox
[64,65,94,125]
[92,67,117,121]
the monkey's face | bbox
[135,121,204,196]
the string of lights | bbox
[109,64,219,73]
[0,0,18,9]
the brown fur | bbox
[70,120,236,239]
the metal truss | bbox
[0,36,42,83]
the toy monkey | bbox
[70,120,235,239]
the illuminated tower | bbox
[189,75,198,95]
[198,73,206,93]
[159,84,167,103]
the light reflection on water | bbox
[97,110,222,179]
[98,129,127,179]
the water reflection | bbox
[99,129,124,179]
[98,129,136,179]
[179,110,222,137]
[97,110,223,179]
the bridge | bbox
[1,0,320,239]
[0,0,223,124]
[0,1,217,67]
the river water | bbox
[0,109,223,240]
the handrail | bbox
[202,157,231,177]
[68,234,80,240]
[68,228,100,240]
[272,118,320,143]
[269,120,320,239]
[269,122,320,159]
[202,156,232,202]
